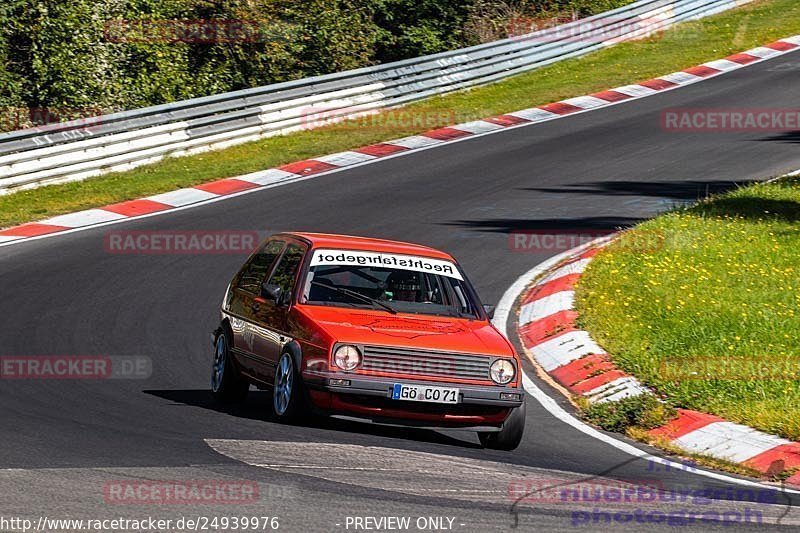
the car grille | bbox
[360,345,494,382]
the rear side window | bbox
[237,240,285,293]
[267,244,305,297]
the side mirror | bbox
[261,283,282,302]
[483,304,496,320]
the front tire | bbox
[272,353,305,421]
[211,331,249,402]
[479,400,526,451]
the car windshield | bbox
[300,249,481,319]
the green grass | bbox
[580,393,676,433]
[576,177,800,441]
[2,0,800,229]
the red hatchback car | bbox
[212,232,526,450]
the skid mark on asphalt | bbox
[206,439,521,504]
[205,439,800,525]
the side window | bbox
[445,278,477,317]
[237,240,285,294]
[267,244,305,302]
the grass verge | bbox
[575,176,800,442]
[580,394,675,434]
[2,0,800,229]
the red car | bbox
[212,232,525,450]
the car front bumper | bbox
[303,372,524,429]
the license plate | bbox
[391,383,459,404]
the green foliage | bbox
[583,394,675,433]
[371,0,472,61]
[0,0,636,127]
[547,0,636,16]
[280,0,378,76]
[0,2,26,111]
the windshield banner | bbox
[310,249,463,280]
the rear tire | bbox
[479,400,526,451]
[211,331,249,403]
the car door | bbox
[228,239,285,379]
[250,241,307,378]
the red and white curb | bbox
[1,35,799,247]
[514,236,800,488]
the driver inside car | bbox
[385,271,422,302]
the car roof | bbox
[283,232,455,261]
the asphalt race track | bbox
[1,51,800,531]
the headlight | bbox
[333,345,362,371]
[490,359,515,384]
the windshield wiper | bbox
[309,281,397,314]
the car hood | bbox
[294,305,513,357]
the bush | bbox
[372,0,472,61]
[0,0,636,130]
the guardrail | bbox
[0,0,753,194]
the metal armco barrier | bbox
[0,0,753,193]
